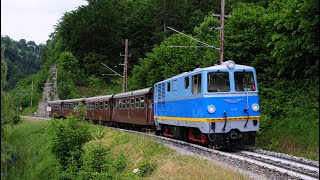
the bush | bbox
[79,142,127,179]
[48,116,92,172]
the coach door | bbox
[147,95,154,125]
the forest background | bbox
[1,0,319,170]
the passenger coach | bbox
[85,95,113,122]
[112,88,154,128]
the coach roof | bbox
[48,100,64,104]
[63,98,85,103]
[113,87,152,99]
[85,94,113,102]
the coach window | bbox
[126,98,130,109]
[192,74,202,94]
[99,102,103,110]
[167,82,171,92]
[122,99,126,109]
[130,98,134,109]
[95,102,98,110]
[207,72,230,92]
[115,100,118,109]
[140,97,145,108]
[119,100,122,109]
[184,76,189,89]
[105,100,108,109]
[135,97,140,109]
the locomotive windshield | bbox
[207,72,230,92]
[234,71,256,91]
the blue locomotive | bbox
[154,60,260,148]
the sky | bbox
[1,0,88,45]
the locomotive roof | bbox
[113,87,152,98]
[85,94,113,102]
[155,61,254,84]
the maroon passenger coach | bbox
[112,87,154,127]
[85,95,113,122]
[61,98,85,117]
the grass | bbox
[6,118,250,179]
[257,115,319,161]
[87,125,250,179]
[6,119,59,180]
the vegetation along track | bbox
[119,128,319,180]
[23,116,319,179]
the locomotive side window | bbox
[184,76,189,89]
[105,100,108,109]
[140,97,145,108]
[167,82,171,92]
[130,98,134,109]
[192,74,202,94]
[207,72,230,92]
[234,71,256,91]
[135,97,140,109]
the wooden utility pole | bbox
[120,39,130,92]
[31,80,33,109]
[219,0,226,64]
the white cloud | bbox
[1,0,88,44]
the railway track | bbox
[231,149,319,179]
[23,116,319,179]
[115,128,319,180]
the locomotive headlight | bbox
[226,60,235,69]
[207,105,216,114]
[252,103,260,112]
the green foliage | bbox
[137,160,157,177]
[1,36,44,91]
[78,142,127,179]
[1,44,19,176]
[57,51,81,99]
[48,116,92,172]
[75,103,87,121]
[128,34,205,89]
